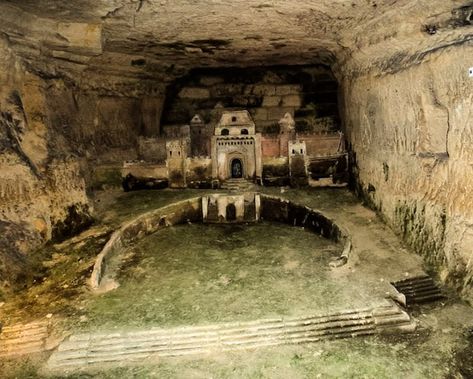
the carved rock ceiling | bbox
[0,0,471,89]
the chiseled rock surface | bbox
[0,38,92,287]
[0,0,471,299]
[0,1,471,87]
[341,45,473,301]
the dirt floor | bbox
[1,187,473,378]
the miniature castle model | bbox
[211,110,262,183]
[122,109,347,190]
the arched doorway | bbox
[226,203,236,221]
[231,159,243,178]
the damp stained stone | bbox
[0,1,472,376]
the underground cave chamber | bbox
[0,1,472,377]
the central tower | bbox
[211,110,262,184]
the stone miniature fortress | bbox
[122,107,347,190]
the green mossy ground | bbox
[0,334,465,378]
[81,222,345,330]
[1,187,472,378]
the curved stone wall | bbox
[90,197,202,291]
[260,195,346,241]
[259,195,352,267]
[91,194,351,292]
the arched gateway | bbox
[211,110,262,183]
[231,158,243,178]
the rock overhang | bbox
[1,0,471,90]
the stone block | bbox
[282,94,302,107]
[243,85,254,95]
[178,87,210,99]
[266,107,294,121]
[252,84,276,96]
[247,95,263,107]
[275,85,302,96]
[262,96,282,107]
[232,95,249,107]
[251,107,268,121]
[137,137,167,162]
[211,84,244,97]
[256,120,280,134]
[200,76,224,86]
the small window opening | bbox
[231,116,237,122]
[221,128,229,136]
[241,129,249,135]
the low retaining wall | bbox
[90,197,202,291]
[260,195,352,266]
[90,194,352,292]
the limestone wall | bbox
[137,137,167,162]
[162,66,340,134]
[0,38,93,287]
[46,86,165,164]
[341,45,473,301]
[0,39,92,230]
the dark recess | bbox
[51,204,94,242]
[131,58,146,66]
[162,65,340,127]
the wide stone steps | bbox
[392,275,445,305]
[220,178,255,191]
[0,320,50,357]
[47,301,415,370]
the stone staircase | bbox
[0,320,50,357]
[47,301,415,370]
[392,275,445,306]
[220,178,256,192]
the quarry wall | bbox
[0,38,93,286]
[162,66,339,134]
[341,45,473,301]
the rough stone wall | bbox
[341,45,473,301]
[137,137,167,162]
[46,86,165,164]
[0,38,93,287]
[162,66,340,134]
